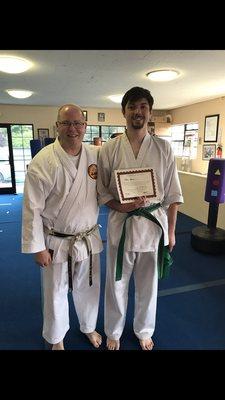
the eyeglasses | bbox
[57,121,85,128]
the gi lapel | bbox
[53,137,77,180]
[136,134,151,166]
[122,133,151,167]
[53,140,87,229]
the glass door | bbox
[11,124,33,193]
[0,125,16,194]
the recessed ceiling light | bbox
[0,56,32,73]
[108,94,123,104]
[146,69,179,82]
[6,90,33,99]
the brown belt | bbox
[45,224,100,291]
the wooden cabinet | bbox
[155,122,171,137]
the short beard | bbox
[132,120,145,130]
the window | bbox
[171,123,198,159]
[101,126,126,142]
[83,125,126,144]
[170,125,185,157]
[183,123,198,159]
[83,125,100,144]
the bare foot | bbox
[85,331,102,348]
[139,338,154,351]
[52,340,64,350]
[107,338,120,350]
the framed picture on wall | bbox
[98,112,105,122]
[38,128,49,141]
[202,144,216,160]
[204,114,219,142]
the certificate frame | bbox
[115,167,157,204]
[204,114,219,142]
[202,144,216,160]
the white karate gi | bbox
[22,138,103,344]
[97,134,183,341]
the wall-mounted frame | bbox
[204,114,219,142]
[98,112,105,122]
[202,144,216,160]
[83,110,88,121]
[37,128,49,141]
[147,121,155,135]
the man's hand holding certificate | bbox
[115,167,158,204]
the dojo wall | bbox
[1,99,225,227]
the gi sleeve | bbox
[22,170,50,253]
[97,144,115,206]
[162,143,184,207]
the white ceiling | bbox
[1,49,225,110]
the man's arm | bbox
[167,202,179,252]
[22,171,47,253]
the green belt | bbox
[116,203,173,281]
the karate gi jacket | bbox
[97,133,184,252]
[22,138,103,263]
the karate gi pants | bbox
[42,254,100,344]
[104,247,158,341]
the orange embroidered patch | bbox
[88,164,97,180]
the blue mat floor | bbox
[1,195,225,350]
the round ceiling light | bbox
[146,69,179,82]
[6,90,33,99]
[108,94,123,103]
[0,56,32,73]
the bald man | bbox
[22,104,103,350]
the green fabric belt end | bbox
[158,245,173,279]
[115,203,173,281]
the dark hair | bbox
[121,87,154,112]
[110,132,123,139]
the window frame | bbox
[170,122,199,159]
[83,125,126,144]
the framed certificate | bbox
[115,167,158,204]
[204,114,219,142]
